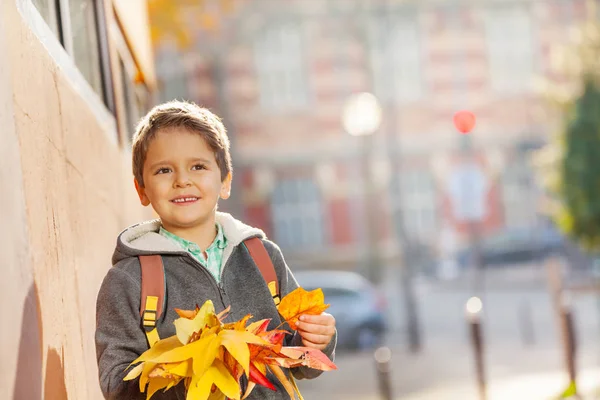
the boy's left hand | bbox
[295,313,336,351]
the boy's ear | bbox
[134,178,151,206]
[220,172,232,200]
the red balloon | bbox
[453,110,476,134]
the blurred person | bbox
[95,100,337,399]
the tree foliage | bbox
[556,77,600,249]
[147,0,236,48]
[533,9,600,250]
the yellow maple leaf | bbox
[161,359,193,377]
[128,336,182,368]
[269,364,297,399]
[219,330,269,376]
[192,333,221,377]
[154,332,219,366]
[277,287,330,328]
[147,376,174,399]
[222,314,252,331]
[187,359,240,400]
[174,300,218,344]
[246,319,269,334]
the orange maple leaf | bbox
[277,287,330,328]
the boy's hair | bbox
[131,100,232,186]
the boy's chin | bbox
[161,216,212,229]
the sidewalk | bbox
[298,272,600,399]
[299,352,600,400]
[401,367,600,400]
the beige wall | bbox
[0,7,39,397]
[1,1,151,398]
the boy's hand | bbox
[295,313,336,351]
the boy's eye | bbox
[192,164,206,171]
[155,167,171,175]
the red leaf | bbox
[279,347,337,371]
[249,362,276,391]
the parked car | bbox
[293,270,387,351]
[455,224,566,268]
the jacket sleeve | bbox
[95,262,149,400]
[263,240,337,380]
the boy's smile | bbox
[171,195,200,204]
[134,127,231,241]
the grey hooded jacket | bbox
[95,212,336,400]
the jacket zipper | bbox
[182,253,228,311]
[183,241,248,318]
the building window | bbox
[31,0,112,110]
[484,4,534,93]
[369,15,423,103]
[392,170,438,240]
[271,179,325,249]
[156,46,188,102]
[254,23,309,111]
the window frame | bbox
[392,169,438,240]
[484,3,535,94]
[368,12,424,104]
[270,178,326,250]
[253,21,310,112]
[501,158,537,228]
[155,44,189,103]
[109,17,152,145]
[22,0,115,114]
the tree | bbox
[556,77,600,250]
[147,0,236,48]
[534,7,600,251]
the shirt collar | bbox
[159,223,227,251]
[214,222,227,250]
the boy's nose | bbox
[174,173,191,187]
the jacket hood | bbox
[112,212,266,265]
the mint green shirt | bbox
[159,223,227,283]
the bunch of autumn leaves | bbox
[124,287,337,400]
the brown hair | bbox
[131,100,232,186]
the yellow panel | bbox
[145,328,160,347]
[145,295,158,311]
[143,311,156,321]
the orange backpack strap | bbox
[139,255,165,347]
[244,238,280,305]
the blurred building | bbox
[1,0,154,397]
[151,0,592,271]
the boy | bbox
[95,101,337,400]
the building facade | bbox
[1,0,155,397]
[152,0,592,272]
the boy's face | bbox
[134,127,231,233]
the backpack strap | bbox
[139,255,165,347]
[244,238,280,305]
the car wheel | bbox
[355,326,382,350]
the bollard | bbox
[373,346,393,400]
[547,259,579,396]
[562,305,577,389]
[466,297,486,400]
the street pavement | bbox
[297,265,600,399]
